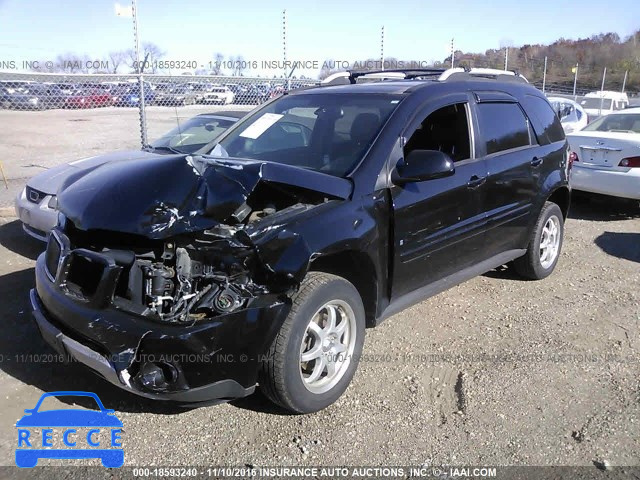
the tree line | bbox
[444,31,640,93]
[320,30,639,93]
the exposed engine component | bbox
[247,205,277,223]
[211,286,244,313]
[136,245,265,323]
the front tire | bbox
[514,201,564,280]
[259,272,365,413]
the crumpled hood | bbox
[57,154,352,239]
[27,150,157,194]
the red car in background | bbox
[64,88,113,109]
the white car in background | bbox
[200,85,235,104]
[547,97,588,133]
[580,91,629,121]
[566,107,640,200]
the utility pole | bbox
[450,38,454,68]
[542,56,547,93]
[131,0,147,147]
[599,67,607,116]
[504,47,508,71]
[621,70,628,93]
[380,26,385,70]
[572,63,579,100]
[282,9,288,86]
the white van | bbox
[580,91,629,121]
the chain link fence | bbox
[0,71,315,197]
[0,71,318,111]
[0,71,317,145]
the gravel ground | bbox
[0,109,638,472]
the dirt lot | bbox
[0,108,638,471]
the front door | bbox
[391,97,488,298]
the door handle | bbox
[531,157,543,167]
[467,175,486,189]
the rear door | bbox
[473,93,540,256]
[391,94,489,298]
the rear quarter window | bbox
[520,95,566,144]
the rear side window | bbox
[477,103,531,155]
[520,95,565,144]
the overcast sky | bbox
[0,0,638,77]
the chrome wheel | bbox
[299,300,357,394]
[539,215,560,269]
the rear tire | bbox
[259,272,365,413]
[514,201,564,280]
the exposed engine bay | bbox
[131,208,280,323]
[135,243,261,322]
[56,201,317,325]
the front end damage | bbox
[31,154,352,402]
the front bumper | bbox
[31,289,253,403]
[571,164,640,200]
[32,241,291,403]
[15,188,57,241]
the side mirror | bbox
[392,150,455,185]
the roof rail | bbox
[319,67,529,86]
[439,68,529,83]
[321,68,446,85]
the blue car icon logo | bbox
[15,391,123,468]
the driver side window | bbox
[404,103,471,162]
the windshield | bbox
[582,113,640,133]
[150,116,237,154]
[581,98,613,110]
[211,93,402,177]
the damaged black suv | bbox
[31,68,570,413]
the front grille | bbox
[45,234,62,281]
[26,185,46,204]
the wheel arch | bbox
[309,250,378,327]
[547,186,571,219]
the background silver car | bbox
[15,111,245,240]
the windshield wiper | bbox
[143,144,184,154]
